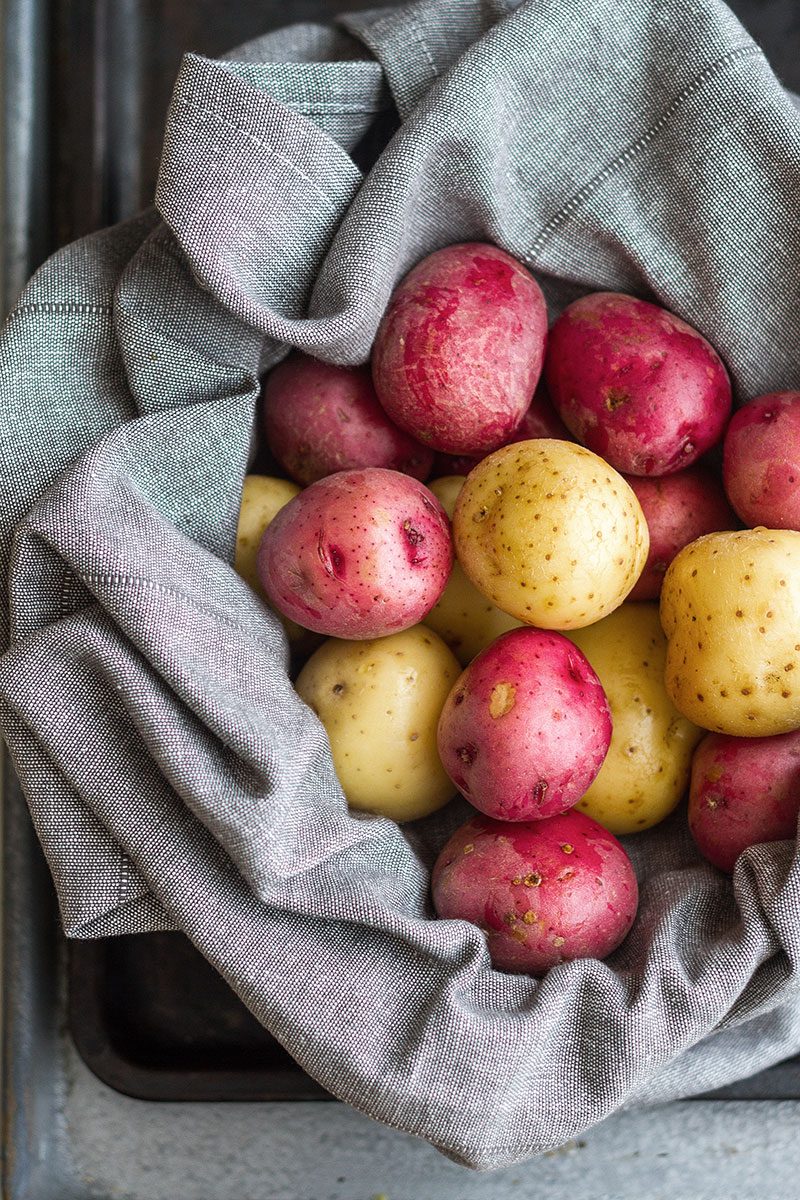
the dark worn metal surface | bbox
[50,0,385,247]
[68,933,329,1101]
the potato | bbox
[425,475,466,519]
[431,451,481,477]
[688,730,800,873]
[234,474,316,651]
[437,627,611,821]
[295,627,459,822]
[431,811,638,975]
[723,391,800,529]
[625,466,736,601]
[661,528,800,736]
[262,352,434,485]
[567,604,703,833]
[372,242,548,456]
[453,439,649,629]
[235,474,300,591]
[545,292,732,475]
[508,383,572,443]
[258,468,452,639]
[429,386,570,479]
[423,475,520,664]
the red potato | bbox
[545,292,732,476]
[262,353,434,486]
[372,242,548,456]
[625,466,736,601]
[431,451,482,478]
[437,628,611,821]
[430,385,571,477]
[689,731,800,873]
[431,811,638,975]
[257,468,452,639]
[723,391,800,529]
[507,383,573,444]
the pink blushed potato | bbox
[431,451,481,478]
[430,385,571,478]
[723,391,800,529]
[508,383,573,444]
[437,628,611,820]
[372,242,548,456]
[257,468,452,639]
[689,731,800,873]
[545,292,732,475]
[625,466,736,601]
[262,352,434,486]
[431,811,638,975]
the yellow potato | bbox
[661,527,800,736]
[235,474,315,650]
[295,626,460,822]
[453,439,648,630]
[568,603,703,834]
[424,476,521,665]
[235,474,300,591]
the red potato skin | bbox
[372,242,548,456]
[545,292,732,476]
[625,466,737,601]
[722,391,800,529]
[262,353,434,486]
[508,383,573,444]
[431,451,481,477]
[437,628,612,821]
[689,731,800,874]
[431,811,638,975]
[430,386,571,477]
[257,468,452,639]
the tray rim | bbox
[66,935,331,1103]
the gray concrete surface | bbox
[54,1035,800,1200]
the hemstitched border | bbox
[529,42,763,263]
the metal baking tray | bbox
[68,932,329,1102]
[4,0,800,1176]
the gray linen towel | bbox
[2,0,800,1169]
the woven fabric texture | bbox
[2,0,800,1169]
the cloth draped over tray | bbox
[2,0,800,1170]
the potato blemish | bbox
[489,681,516,718]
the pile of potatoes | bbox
[237,240,800,977]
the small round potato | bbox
[568,604,703,833]
[661,528,800,736]
[625,466,736,602]
[424,476,520,664]
[235,474,300,592]
[258,468,452,640]
[431,811,638,975]
[437,627,611,822]
[453,440,649,629]
[723,391,800,530]
[689,730,800,873]
[372,242,548,456]
[295,627,460,822]
[262,353,434,485]
[235,474,314,651]
[545,292,732,476]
